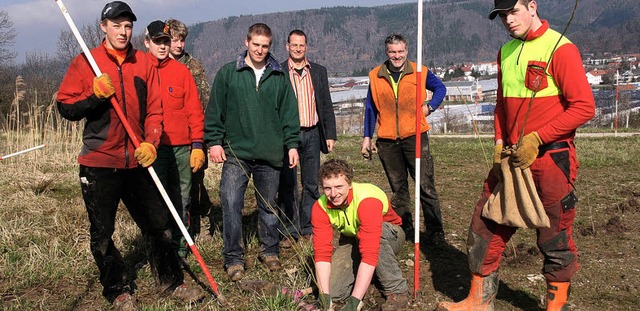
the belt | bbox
[300,125,317,132]
[538,141,571,157]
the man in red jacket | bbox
[144,20,205,263]
[56,2,202,309]
[312,159,408,311]
[167,18,214,237]
[437,1,595,310]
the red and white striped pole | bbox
[54,0,223,302]
[0,144,46,161]
[615,70,619,137]
[413,0,424,299]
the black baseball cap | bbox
[488,0,518,20]
[146,21,171,39]
[101,1,137,21]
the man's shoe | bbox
[546,281,571,311]
[171,283,206,304]
[227,264,245,281]
[381,292,409,311]
[279,237,294,249]
[437,272,498,311]
[112,292,138,311]
[426,231,447,247]
[259,254,282,271]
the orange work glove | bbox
[511,132,542,169]
[93,74,115,100]
[190,148,205,173]
[492,144,504,181]
[134,142,157,167]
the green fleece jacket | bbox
[204,51,300,167]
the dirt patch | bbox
[615,193,640,214]
[503,243,540,266]
[604,215,627,233]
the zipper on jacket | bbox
[255,70,260,92]
[395,97,400,140]
[516,39,526,66]
[387,71,402,140]
[118,66,129,167]
[343,209,351,226]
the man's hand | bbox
[190,148,205,172]
[423,104,432,116]
[511,132,542,169]
[361,137,373,160]
[209,145,226,163]
[326,139,335,153]
[288,148,299,168]
[134,142,157,167]
[93,74,115,100]
[340,296,363,311]
[318,293,332,311]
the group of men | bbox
[55,0,594,310]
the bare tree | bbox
[0,10,17,65]
[57,19,103,62]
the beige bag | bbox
[482,157,550,228]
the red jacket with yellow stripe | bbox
[494,20,595,146]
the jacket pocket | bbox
[525,61,548,92]
[166,85,185,109]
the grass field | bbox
[1,132,639,310]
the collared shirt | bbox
[287,58,318,127]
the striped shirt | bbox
[287,59,318,127]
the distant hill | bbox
[186,0,640,77]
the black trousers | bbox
[79,166,182,301]
[375,131,443,236]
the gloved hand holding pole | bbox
[53,0,223,303]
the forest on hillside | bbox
[186,0,640,76]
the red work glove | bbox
[134,142,157,167]
[93,74,115,100]
[511,132,542,169]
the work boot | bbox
[380,292,409,311]
[226,264,245,282]
[112,292,138,311]
[401,218,414,241]
[259,254,282,271]
[437,271,498,311]
[279,236,295,249]
[546,281,571,311]
[171,283,206,304]
[426,231,447,247]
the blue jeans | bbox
[278,126,321,238]
[220,156,281,268]
[154,145,192,257]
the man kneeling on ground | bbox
[312,159,408,311]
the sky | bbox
[3,0,413,63]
